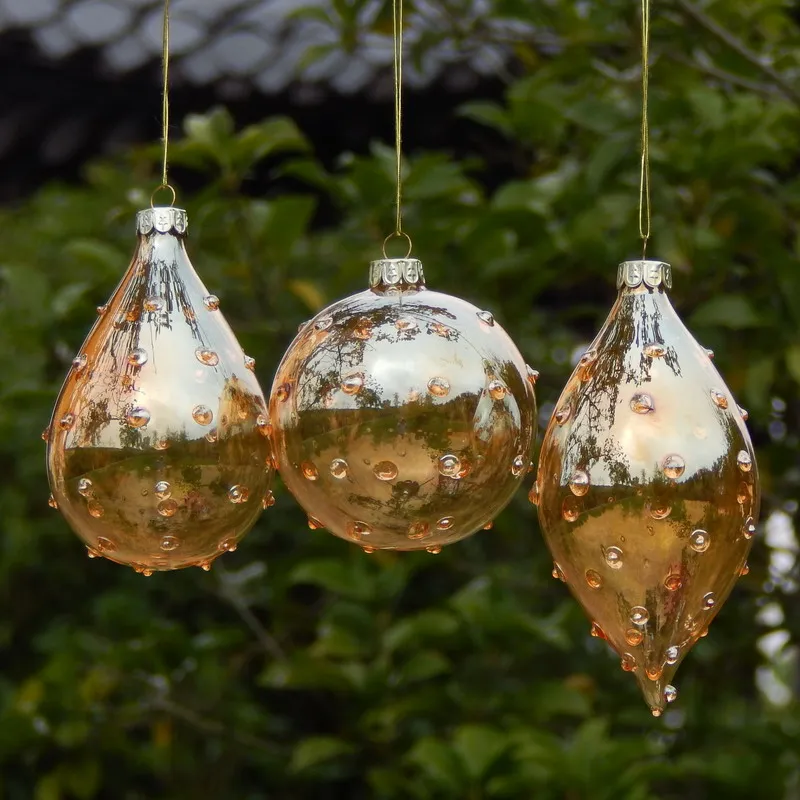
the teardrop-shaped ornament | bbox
[269,257,538,552]
[535,260,759,715]
[46,206,274,571]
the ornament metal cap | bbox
[369,257,426,294]
[136,206,189,237]
[617,260,672,290]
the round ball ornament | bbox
[45,206,274,573]
[269,256,538,552]
[534,260,759,715]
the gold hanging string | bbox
[151,0,176,207]
[382,0,412,259]
[638,0,651,258]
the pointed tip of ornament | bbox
[650,707,663,718]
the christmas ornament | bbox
[267,0,538,552]
[533,0,760,714]
[45,206,273,573]
[269,257,538,552]
[44,0,272,573]
[534,260,758,714]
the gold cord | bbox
[638,0,651,257]
[152,0,175,206]
[383,0,412,257]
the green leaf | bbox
[452,724,509,782]
[289,559,374,600]
[397,650,451,684]
[406,737,466,793]
[290,737,355,773]
[688,294,763,329]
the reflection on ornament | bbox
[535,260,759,715]
[46,207,273,572]
[269,257,538,552]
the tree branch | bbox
[674,0,800,105]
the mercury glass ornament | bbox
[534,260,759,715]
[269,256,538,552]
[45,207,273,573]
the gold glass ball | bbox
[45,208,273,573]
[269,257,538,552]
[534,261,760,715]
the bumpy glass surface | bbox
[45,208,273,573]
[535,264,760,715]
[269,281,538,552]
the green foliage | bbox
[1,1,800,797]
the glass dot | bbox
[562,496,581,522]
[330,459,349,479]
[256,415,272,436]
[648,501,671,520]
[664,573,682,591]
[526,365,539,385]
[585,569,602,589]
[436,517,454,530]
[203,295,220,310]
[373,461,398,481]
[395,318,417,331]
[244,355,256,371]
[301,462,319,481]
[205,428,218,443]
[307,516,323,530]
[631,606,649,625]
[128,348,148,367]
[569,470,590,496]
[488,380,507,401]
[195,348,220,366]
[552,562,566,582]
[160,536,180,551]
[710,389,728,409]
[218,539,237,552]
[702,592,716,609]
[643,342,666,358]
[662,454,685,479]
[427,377,450,397]
[737,450,752,472]
[60,413,76,430]
[157,499,178,517]
[342,373,365,395]
[621,653,637,672]
[314,316,333,331]
[737,482,751,505]
[690,529,709,553]
[630,393,654,414]
[143,296,165,312]
[262,491,276,509]
[666,645,680,665]
[590,622,606,638]
[477,310,494,326]
[528,482,540,506]
[348,520,372,540]
[426,544,443,555]
[625,629,643,646]
[126,407,151,428]
[154,481,171,500]
[664,685,678,704]
[192,405,213,426]
[78,478,93,497]
[605,546,623,569]
[97,536,115,552]
[72,354,88,373]
[438,454,462,478]
[511,455,525,477]
[555,405,571,425]
[407,521,430,540]
[228,485,250,504]
[48,494,58,509]
[275,383,291,403]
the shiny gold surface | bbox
[46,208,272,573]
[269,261,538,552]
[535,261,759,715]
